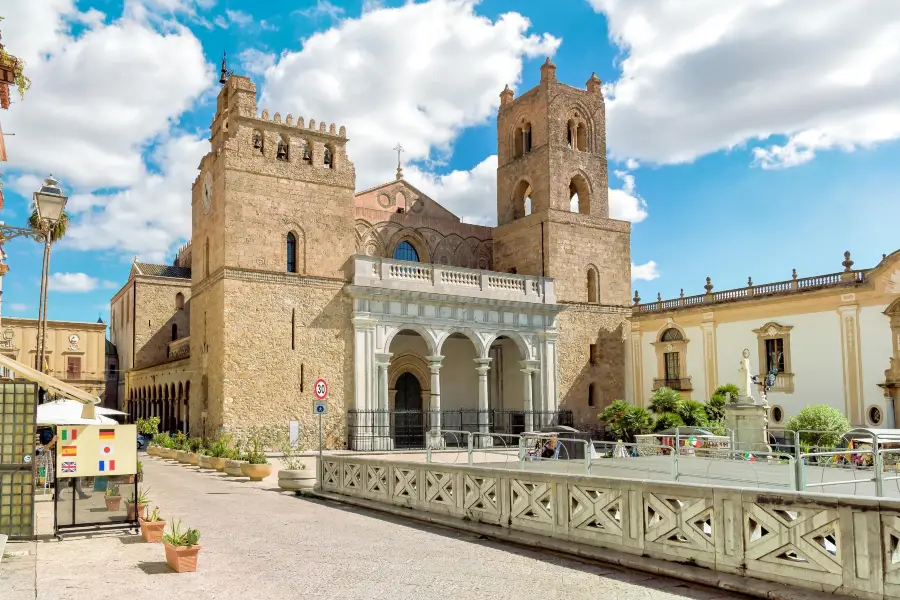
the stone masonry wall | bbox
[219,274,352,449]
[187,276,224,437]
[555,305,629,429]
[546,213,631,305]
[491,214,546,277]
[133,278,192,370]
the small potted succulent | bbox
[162,519,202,573]
[104,484,122,511]
[139,505,168,543]
[126,487,151,521]
[277,435,314,491]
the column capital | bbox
[351,316,377,329]
[374,352,392,368]
[474,357,492,375]
[519,359,540,373]
[425,355,444,365]
[537,331,558,342]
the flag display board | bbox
[55,424,137,478]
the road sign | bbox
[314,378,328,400]
[314,400,327,415]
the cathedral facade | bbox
[109,60,633,448]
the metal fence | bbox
[346,409,574,450]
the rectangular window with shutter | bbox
[765,338,786,373]
[66,356,82,380]
[664,352,680,381]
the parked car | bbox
[137,433,151,450]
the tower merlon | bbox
[257,108,347,140]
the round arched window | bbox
[868,405,884,426]
[770,406,784,424]
[393,240,419,262]
[660,328,684,342]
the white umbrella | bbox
[37,399,122,425]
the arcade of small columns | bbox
[127,380,191,435]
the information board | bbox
[55,424,137,478]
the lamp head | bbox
[33,174,68,224]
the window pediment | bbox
[752,322,793,338]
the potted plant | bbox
[126,487,151,521]
[224,442,248,476]
[139,506,168,543]
[206,436,231,471]
[277,435,315,491]
[104,484,122,511]
[240,433,273,482]
[128,460,144,484]
[187,438,202,465]
[162,519,202,573]
[174,432,190,462]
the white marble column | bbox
[474,358,492,441]
[374,352,392,451]
[521,361,536,432]
[351,316,377,450]
[538,334,558,426]
[427,355,444,448]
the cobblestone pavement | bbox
[1,454,753,600]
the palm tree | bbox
[28,208,68,242]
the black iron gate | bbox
[0,382,37,540]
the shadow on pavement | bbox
[137,561,174,575]
[118,535,145,545]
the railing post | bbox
[583,441,591,475]
[426,445,432,464]
[794,450,805,492]
[467,433,474,466]
[876,450,885,497]
[518,437,526,470]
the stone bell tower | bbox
[492,58,632,425]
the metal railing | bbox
[346,409,574,450]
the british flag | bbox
[61,462,76,473]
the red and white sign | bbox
[100,444,115,456]
[314,378,328,400]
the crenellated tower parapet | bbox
[209,75,355,191]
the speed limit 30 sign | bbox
[314,378,328,400]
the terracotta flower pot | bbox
[224,460,247,476]
[139,518,167,543]
[188,453,199,466]
[208,457,227,471]
[126,502,148,521]
[240,463,273,482]
[164,541,202,573]
[278,469,316,491]
[104,495,122,511]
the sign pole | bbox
[313,378,328,490]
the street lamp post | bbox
[0,175,67,378]
[31,175,67,376]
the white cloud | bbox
[294,0,346,20]
[631,260,659,281]
[608,169,648,223]
[0,0,211,260]
[8,303,29,313]
[259,0,560,198]
[62,134,207,262]
[225,9,253,26]
[238,49,276,76]
[49,272,100,292]
[589,0,900,168]
[0,0,212,190]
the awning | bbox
[0,353,99,405]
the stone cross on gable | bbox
[394,143,404,180]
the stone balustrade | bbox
[320,454,900,600]
[636,270,867,313]
[352,255,555,304]
[167,336,190,360]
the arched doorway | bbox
[394,372,423,448]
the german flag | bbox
[99,429,115,440]
[61,445,76,457]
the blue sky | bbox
[1,0,898,326]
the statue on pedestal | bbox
[737,349,755,403]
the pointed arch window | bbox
[287,232,297,273]
[587,267,599,303]
[393,240,419,262]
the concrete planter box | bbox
[175,450,189,463]
[187,452,199,465]
[278,469,315,491]
[197,455,212,469]
[208,457,228,471]
[147,446,160,457]
[224,460,247,476]
[240,463,272,482]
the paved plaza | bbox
[0,454,758,600]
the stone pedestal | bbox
[725,397,772,454]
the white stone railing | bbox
[352,255,555,304]
[319,454,894,600]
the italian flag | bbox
[60,428,78,442]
